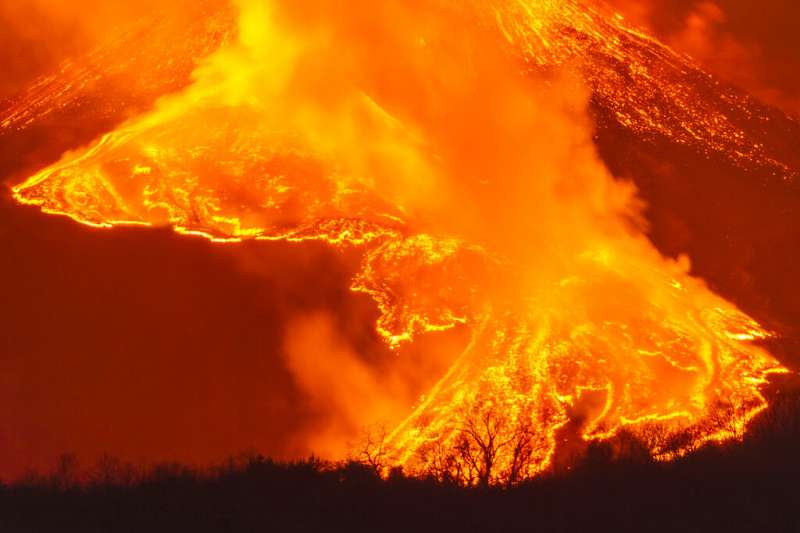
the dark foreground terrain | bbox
[2,383,799,533]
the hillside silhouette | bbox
[2,382,798,533]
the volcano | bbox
[2,0,797,484]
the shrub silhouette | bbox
[1,386,798,533]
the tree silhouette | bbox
[419,401,547,486]
[356,424,394,476]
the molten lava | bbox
[8,0,788,484]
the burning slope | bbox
[0,0,234,132]
[8,0,788,482]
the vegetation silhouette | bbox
[2,383,798,533]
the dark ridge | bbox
[2,382,799,533]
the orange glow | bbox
[9,0,788,483]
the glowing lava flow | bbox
[9,0,788,484]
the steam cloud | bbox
[214,0,643,453]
